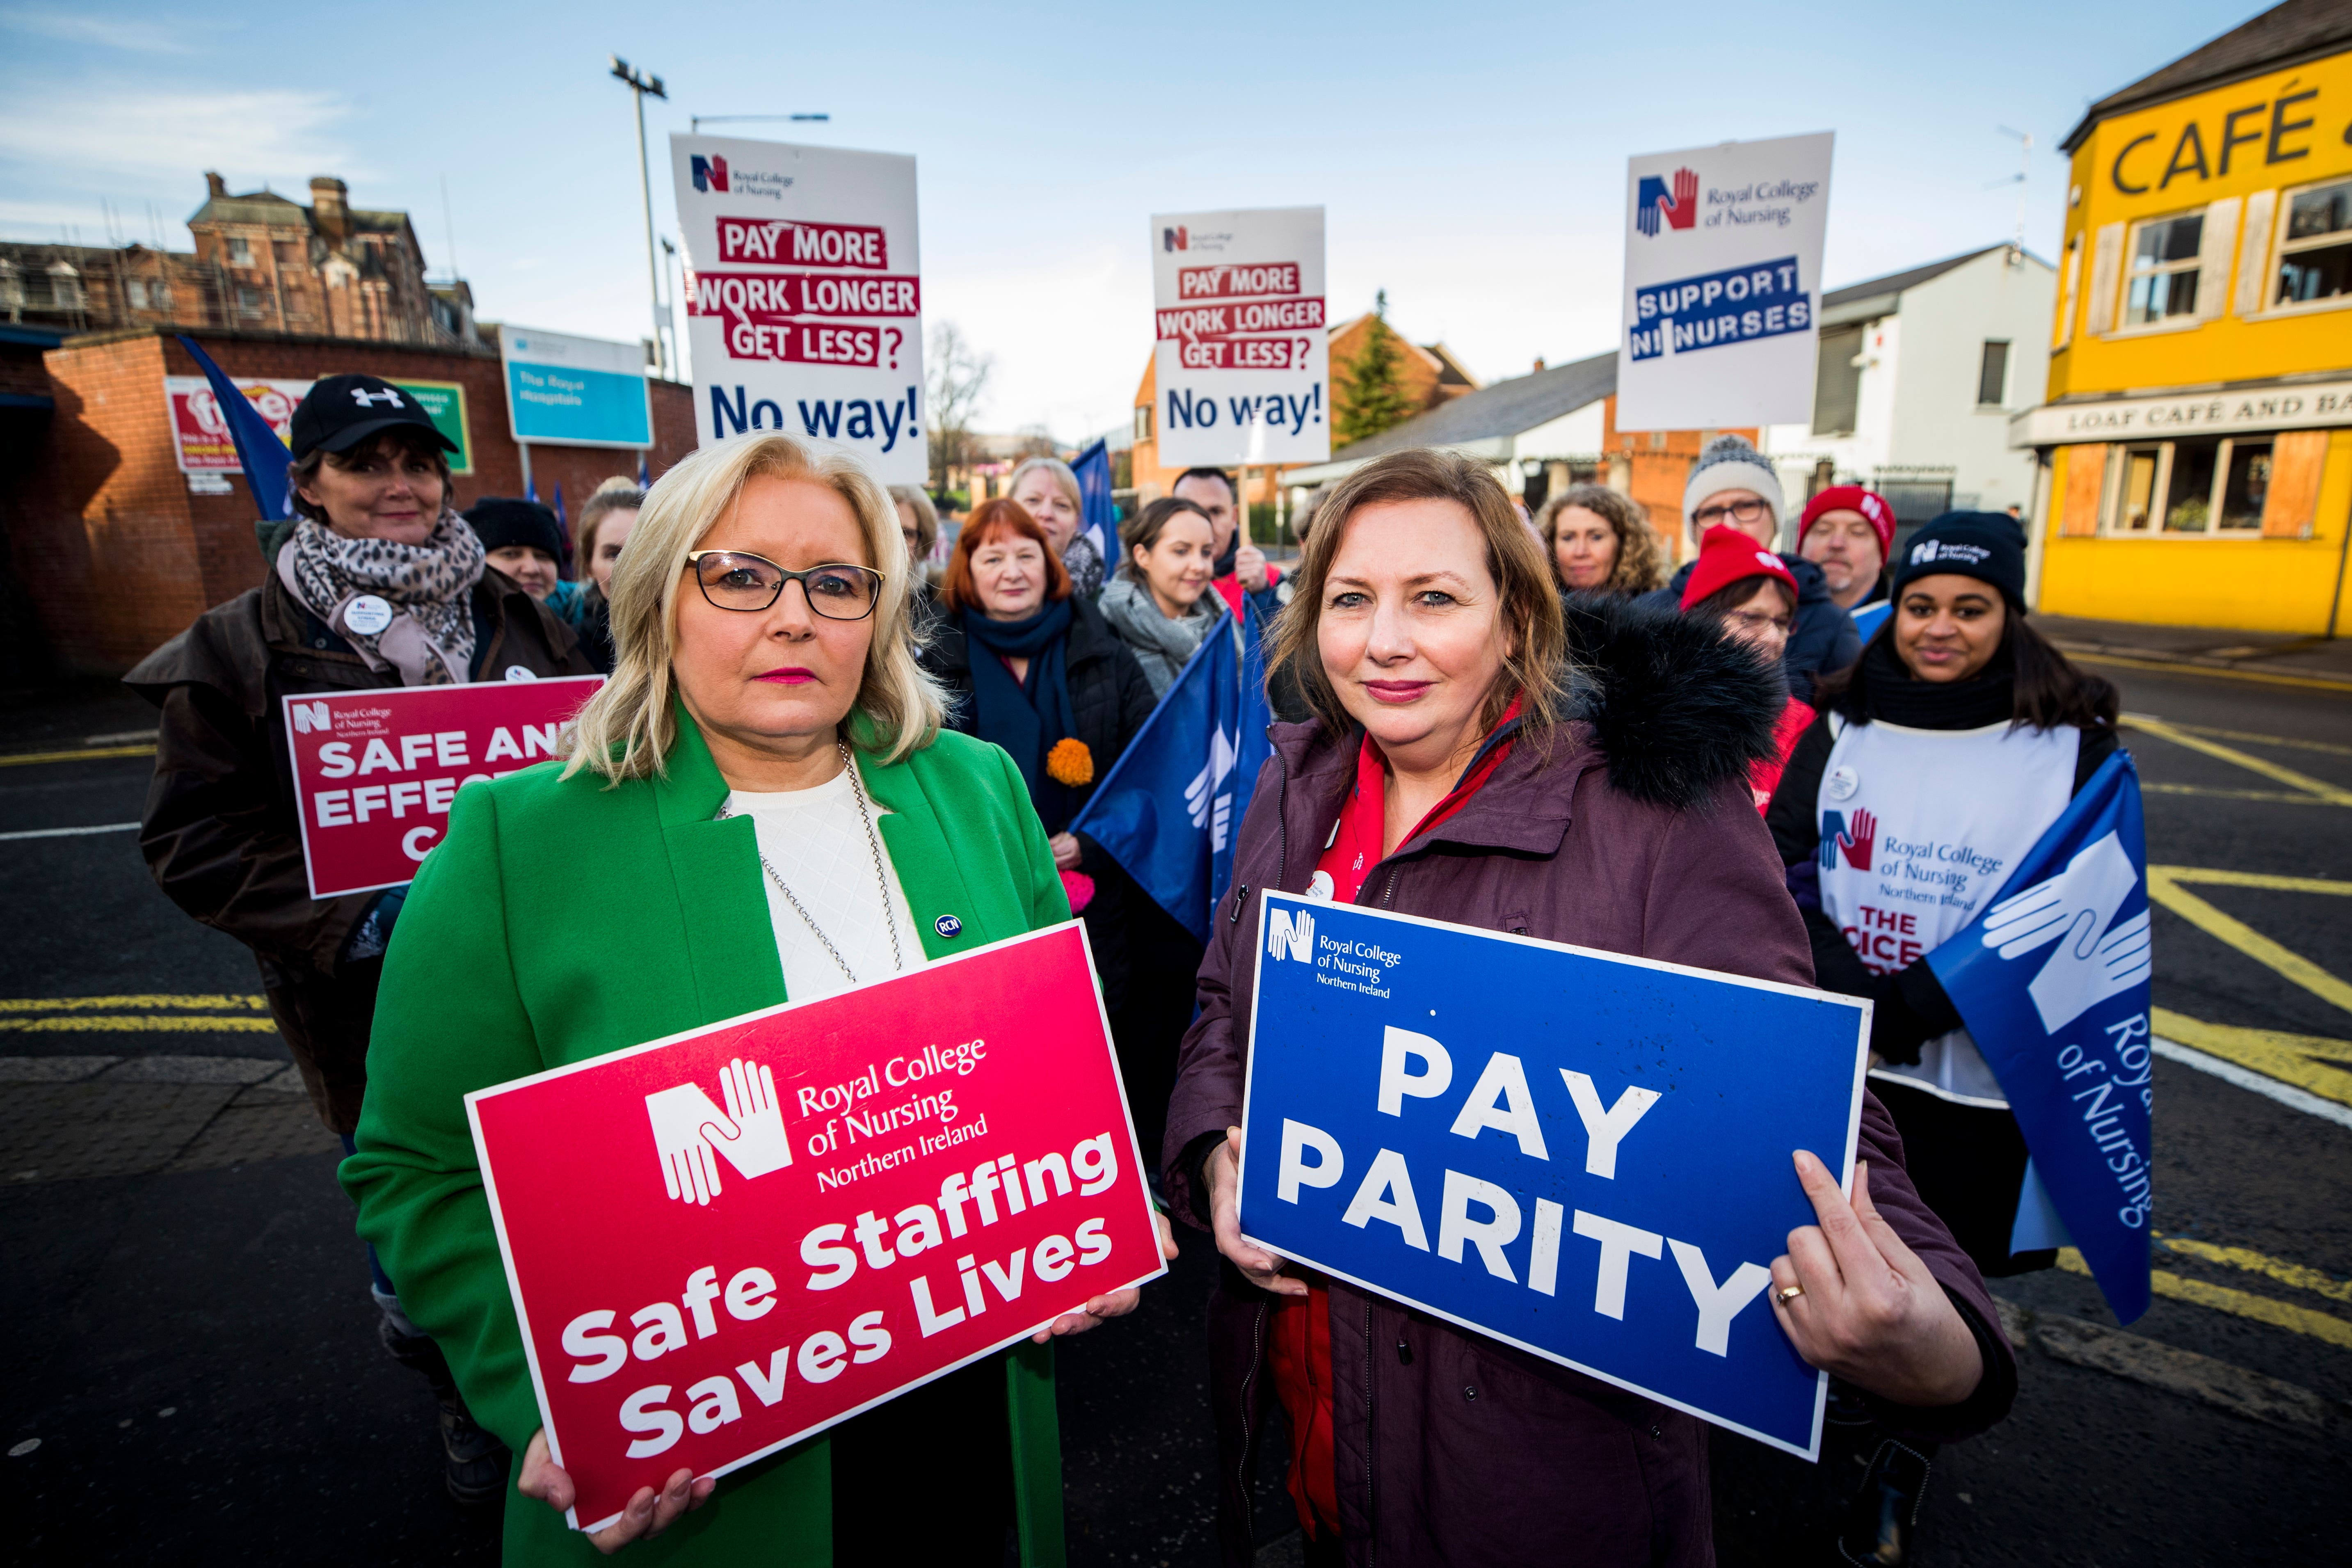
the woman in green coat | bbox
[343,430,1173,1565]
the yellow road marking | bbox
[2071,651,2352,694]
[2152,1009,2352,1109]
[2145,870,2352,1018]
[2124,715,2352,805]
[2057,1250,2352,1349]
[2135,720,2352,760]
[2155,866,2352,896]
[2142,783,2329,805]
[0,743,157,768]
[2153,1233,2352,1304]
[0,1015,280,1033]
[0,995,270,1013]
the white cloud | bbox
[0,6,197,53]
[0,87,361,187]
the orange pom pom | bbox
[1045,737,1094,787]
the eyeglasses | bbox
[683,551,883,619]
[1693,498,1771,527]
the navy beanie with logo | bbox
[1890,511,2028,608]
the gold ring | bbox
[1776,1284,1805,1304]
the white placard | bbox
[672,135,926,483]
[1149,206,1330,468]
[1616,133,1834,432]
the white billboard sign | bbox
[672,135,926,483]
[1615,133,1834,432]
[1149,206,1330,468]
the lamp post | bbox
[610,55,668,379]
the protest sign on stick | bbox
[1616,132,1835,432]
[466,922,1165,1531]
[1149,207,1330,468]
[282,677,604,899]
[1239,893,1870,1459]
[672,135,926,482]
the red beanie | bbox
[1681,524,1799,610]
[1798,485,1896,556]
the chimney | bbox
[1533,357,1546,373]
[310,176,349,241]
[205,171,227,198]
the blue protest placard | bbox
[1238,892,1870,1459]
[501,325,654,450]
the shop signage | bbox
[2010,382,2352,447]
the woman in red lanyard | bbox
[1163,449,2017,1568]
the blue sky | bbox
[0,0,2246,440]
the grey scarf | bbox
[1097,574,1227,699]
[279,507,486,686]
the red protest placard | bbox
[282,677,605,899]
[464,923,1165,1532]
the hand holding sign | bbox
[1210,1125,1308,1298]
[518,1431,710,1555]
[1767,1154,1982,1409]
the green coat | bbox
[341,713,1072,1566]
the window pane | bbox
[2126,268,2199,324]
[2277,239,2352,304]
[2119,450,2159,531]
[2163,441,2219,532]
[1976,341,2010,406]
[2286,180,2352,242]
[2219,443,2272,531]
[2135,214,2203,265]
[1811,324,1864,435]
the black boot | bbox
[381,1316,511,1506]
[1837,1437,1934,1566]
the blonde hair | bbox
[886,483,940,559]
[561,432,944,782]
[1007,456,1081,520]
[1267,447,1570,742]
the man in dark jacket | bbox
[1640,435,1860,702]
[1165,597,2014,1568]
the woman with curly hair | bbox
[1536,482,1666,598]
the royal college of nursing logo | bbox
[691,154,730,194]
[1162,225,1188,252]
[1266,907,1315,963]
[645,1057,792,1206]
[1818,808,1877,872]
[1635,168,1698,238]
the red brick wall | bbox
[14,328,697,673]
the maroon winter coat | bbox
[1162,599,2016,1567]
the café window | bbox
[2103,437,2270,535]
[2123,212,2203,325]
[2276,176,2352,309]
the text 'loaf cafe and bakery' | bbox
[2014,1,2352,634]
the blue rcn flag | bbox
[1070,438,1116,573]
[1927,752,2154,1323]
[1070,600,1273,942]
[176,336,293,521]
[1850,600,1892,643]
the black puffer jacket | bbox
[1644,551,1860,704]
[922,593,1159,1005]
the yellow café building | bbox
[2017,0,2352,633]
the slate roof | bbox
[1822,245,2012,310]
[2060,0,2352,151]
[1321,349,1617,466]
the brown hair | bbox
[1117,496,1214,581]
[577,477,645,582]
[1267,447,1570,741]
[1688,574,1794,628]
[887,484,941,560]
[940,498,1070,612]
[1536,483,1666,596]
[286,429,452,526]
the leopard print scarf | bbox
[281,507,485,686]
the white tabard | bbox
[1814,717,2079,1107]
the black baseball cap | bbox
[290,373,459,462]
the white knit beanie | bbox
[1682,435,1785,530]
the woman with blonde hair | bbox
[345,432,1172,1565]
[1535,482,1665,597]
[1164,446,2015,1566]
[1008,455,1102,597]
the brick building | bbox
[0,172,476,348]
[8,329,694,674]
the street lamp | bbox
[610,55,668,379]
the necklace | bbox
[714,741,904,986]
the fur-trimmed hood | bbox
[1560,591,1782,811]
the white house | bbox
[1762,245,2057,527]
